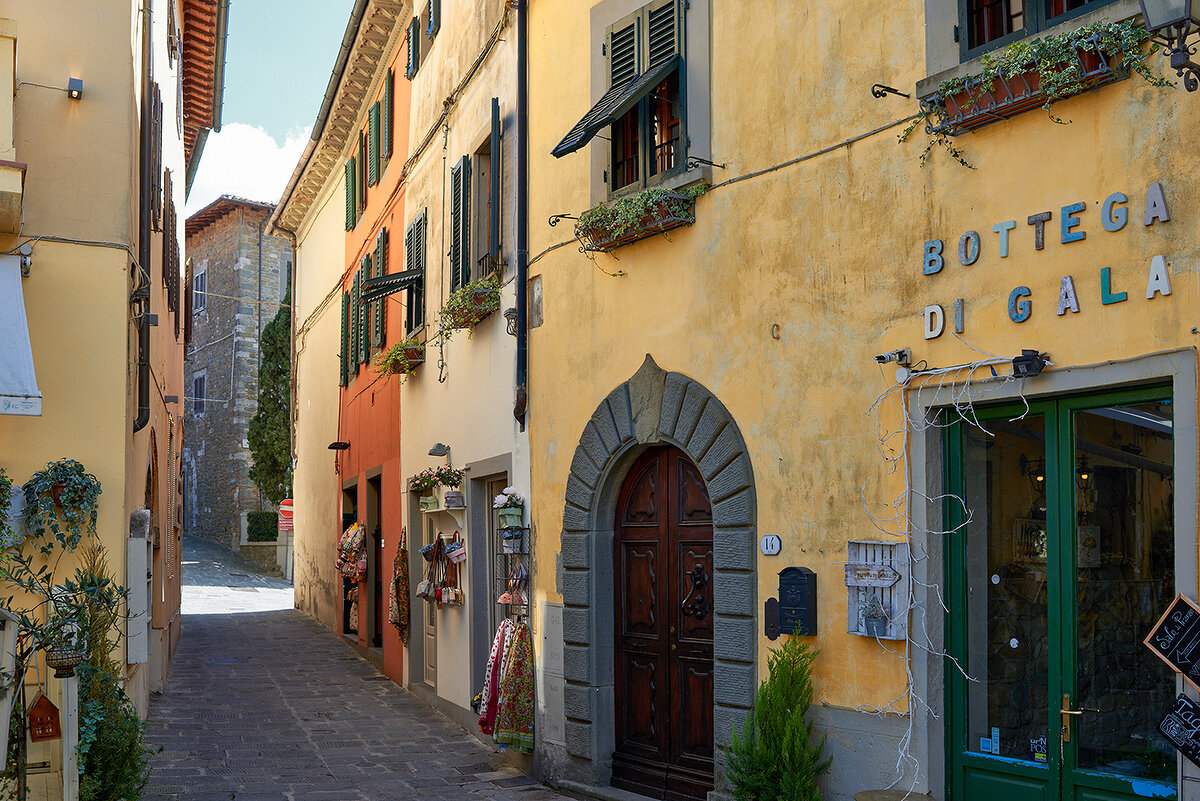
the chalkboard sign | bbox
[1158,693,1200,769]
[1144,594,1200,693]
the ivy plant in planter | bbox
[0,467,15,550]
[23,458,101,551]
[375,337,426,379]
[575,183,708,253]
[901,19,1171,166]
[440,273,501,331]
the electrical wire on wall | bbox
[854,333,1046,793]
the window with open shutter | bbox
[383,69,394,158]
[151,82,163,231]
[345,159,357,230]
[406,17,420,79]
[358,133,368,209]
[374,228,387,347]
[351,269,361,373]
[489,98,501,271]
[449,156,471,291]
[368,104,380,186]
[427,0,441,39]
[340,291,350,387]
[404,213,426,335]
[359,257,371,365]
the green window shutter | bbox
[459,156,471,284]
[358,133,367,208]
[351,269,361,372]
[404,223,415,334]
[406,17,420,79]
[359,258,370,364]
[427,0,440,39]
[375,228,387,347]
[449,159,463,291]
[489,98,501,270]
[414,213,426,330]
[646,0,678,69]
[383,70,394,158]
[344,159,357,230]
[368,103,380,186]
[340,291,349,386]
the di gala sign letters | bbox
[920,182,1174,339]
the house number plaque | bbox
[759,534,782,556]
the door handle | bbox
[1060,694,1100,744]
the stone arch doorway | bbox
[558,356,757,797]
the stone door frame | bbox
[558,356,758,795]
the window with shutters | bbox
[426,0,440,40]
[449,155,471,291]
[368,103,380,186]
[192,371,206,415]
[383,69,395,160]
[340,291,350,387]
[344,158,357,230]
[552,0,689,198]
[404,213,427,335]
[373,228,388,349]
[192,265,207,315]
[357,257,370,366]
[358,132,368,211]
[958,0,1114,57]
[406,17,421,79]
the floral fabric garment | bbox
[495,621,534,753]
[389,528,410,644]
[336,523,366,580]
[478,619,514,735]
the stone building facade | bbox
[183,196,292,569]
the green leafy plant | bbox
[901,19,1170,166]
[409,465,466,494]
[576,182,708,241]
[248,284,293,507]
[0,468,14,549]
[247,510,279,543]
[439,273,501,332]
[727,636,830,801]
[374,337,426,378]
[22,459,101,549]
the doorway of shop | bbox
[944,387,1177,801]
[611,445,714,801]
[366,474,383,648]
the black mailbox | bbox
[777,566,817,636]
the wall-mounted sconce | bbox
[66,78,83,100]
[327,441,350,451]
[1138,0,1200,90]
[428,442,450,457]
[1012,349,1047,378]
[503,307,518,337]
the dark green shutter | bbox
[416,214,426,329]
[404,223,415,334]
[490,98,501,270]
[368,104,380,186]
[352,269,361,372]
[375,228,387,347]
[406,17,420,78]
[344,159,357,230]
[427,0,440,38]
[340,291,349,386]
[449,159,463,291]
[358,133,367,207]
[460,156,471,285]
[358,258,370,364]
[383,70,394,157]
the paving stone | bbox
[145,537,570,801]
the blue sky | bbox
[186,0,357,214]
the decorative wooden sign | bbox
[28,692,61,742]
[1158,693,1200,769]
[1144,593,1200,693]
[843,563,901,588]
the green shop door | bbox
[945,388,1177,801]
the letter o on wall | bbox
[959,231,981,266]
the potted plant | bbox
[861,592,889,638]
[23,459,101,549]
[375,338,425,378]
[410,465,465,511]
[494,486,525,529]
[440,273,501,331]
[575,184,707,253]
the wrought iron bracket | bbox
[685,156,726,170]
[548,213,579,227]
[871,83,911,99]
[1154,24,1200,92]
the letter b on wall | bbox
[923,241,944,275]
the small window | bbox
[192,372,206,415]
[193,268,207,314]
[962,0,1115,56]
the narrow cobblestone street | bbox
[144,538,570,801]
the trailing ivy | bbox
[902,18,1170,166]
[0,468,13,549]
[22,459,101,551]
[375,337,426,379]
[439,272,501,334]
[576,182,708,240]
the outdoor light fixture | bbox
[504,307,518,336]
[1076,455,1093,493]
[66,78,83,100]
[328,441,350,451]
[428,443,450,457]
[1138,0,1200,90]
[1012,349,1047,378]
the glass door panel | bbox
[962,417,1052,764]
[1070,399,1176,788]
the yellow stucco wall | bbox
[527,0,1200,724]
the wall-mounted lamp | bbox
[328,441,351,451]
[1138,0,1200,90]
[503,307,518,336]
[428,443,450,457]
[66,78,83,100]
[1012,349,1047,378]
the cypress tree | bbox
[248,285,292,507]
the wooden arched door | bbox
[612,446,714,801]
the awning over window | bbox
[551,56,679,158]
[0,255,40,416]
[362,268,422,303]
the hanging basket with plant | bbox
[22,459,102,550]
[375,338,426,378]
[441,274,501,331]
[575,183,707,253]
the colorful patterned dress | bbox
[495,621,534,753]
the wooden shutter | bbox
[449,157,463,291]
[368,103,380,186]
[359,258,370,364]
[646,1,678,69]
[414,213,426,330]
[383,70,394,158]
[150,82,163,231]
[340,291,350,386]
[406,17,420,79]
[345,159,357,230]
[405,213,427,333]
[351,269,361,373]
[490,98,501,270]
[374,228,387,347]
[609,17,638,85]
[358,133,367,208]
[427,0,440,38]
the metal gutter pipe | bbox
[514,0,528,430]
[133,1,153,433]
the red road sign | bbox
[279,499,294,519]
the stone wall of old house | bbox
[183,201,293,568]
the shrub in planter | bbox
[375,338,426,378]
[247,510,278,543]
[440,274,501,331]
[575,183,708,253]
[727,636,830,801]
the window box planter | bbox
[919,34,1126,136]
[447,286,499,329]
[575,191,696,253]
[375,339,425,378]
